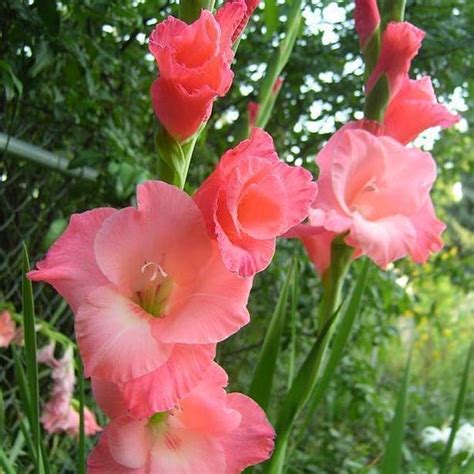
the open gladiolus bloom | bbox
[29,181,252,415]
[299,127,445,269]
[194,128,317,277]
[88,364,274,473]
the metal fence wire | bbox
[0,151,103,329]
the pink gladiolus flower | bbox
[354,0,380,48]
[382,76,460,144]
[0,310,16,348]
[149,1,247,141]
[312,127,445,268]
[29,181,252,413]
[39,345,101,436]
[366,22,425,96]
[194,128,318,277]
[88,364,275,473]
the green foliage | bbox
[248,258,296,410]
[439,343,473,473]
[380,351,412,474]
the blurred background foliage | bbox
[0,0,473,472]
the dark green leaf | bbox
[439,342,473,474]
[380,350,412,474]
[248,258,296,409]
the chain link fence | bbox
[0,147,103,329]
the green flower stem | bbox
[318,239,354,326]
[381,0,407,28]
[179,0,215,24]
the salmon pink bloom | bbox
[312,128,445,267]
[88,364,275,473]
[29,181,252,412]
[366,22,425,96]
[149,1,247,141]
[0,310,16,348]
[354,0,380,48]
[382,77,460,144]
[194,128,318,277]
[356,3,459,142]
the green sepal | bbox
[363,74,390,122]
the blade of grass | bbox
[248,258,296,410]
[0,389,4,439]
[77,355,86,474]
[287,259,299,389]
[22,243,46,474]
[439,342,473,474]
[264,259,370,474]
[380,349,413,474]
[0,446,16,474]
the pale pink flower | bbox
[29,181,252,413]
[39,346,101,436]
[88,364,275,473]
[194,128,318,276]
[0,310,16,348]
[311,127,445,267]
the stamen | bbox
[141,261,168,281]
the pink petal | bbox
[215,209,276,276]
[348,212,416,268]
[107,416,151,469]
[91,378,129,420]
[150,428,226,474]
[366,22,425,95]
[220,393,275,473]
[215,0,247,45]
[88,429,146,473]
[225,158,289,240]
[75,285,173,383]
[28,208,115,312]
[177,364,241,437]
[408,199,446,263]
[383,76,460,144]
[94,180,212,295]
[151,77,217,142]
[301,229,337,275]
[122,344,216,418]
[219,128,279,172]
[354,0,380,48]
[332,131,436,220]
[151,244,252,344]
